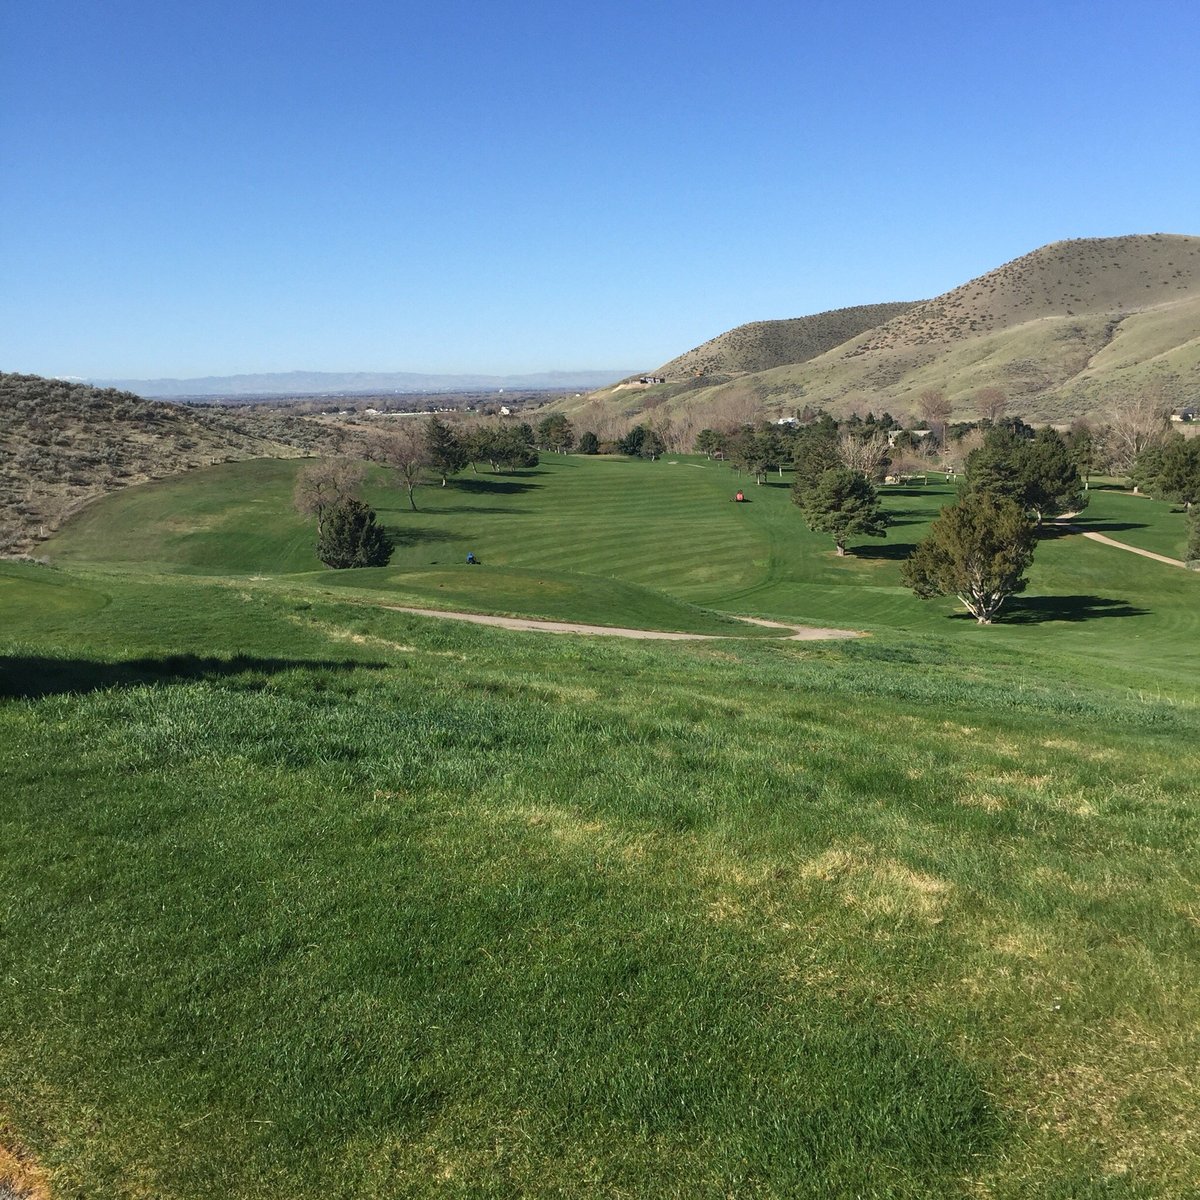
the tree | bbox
[793,467,889,556]
[694,428,725,459]
[536,413,575,453]
[964,426,1027,505]
[619,424,665,459]
[729,426,783,484]
[578,430,599,455]
[1105,391,1170,474]
[965,425,1085,524]
[1153,435,1200,509]
[791,424,840,496]
[901,492,1035,624]
[293,458,366,538]
[369,426,431,511]
[975,387,1008,425]
[1187,507,1200,569]
[468,424,540,472]
[316,498,392,569]
[425,415,467,486]
[1066,422,1103,490]
[1020,428,1087,523]
[837,430,891,480]
[917,388,953,445]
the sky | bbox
[4,0,1199,380]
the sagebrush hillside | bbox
[586,234,1200,425]
[652,303,917,384]
[0,373,336,554]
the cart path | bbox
[1055,515,1189,568]
[1077,530,1188,568]
[386,606,864,641]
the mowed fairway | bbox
[2,453,1199,1198]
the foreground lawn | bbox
[1,563,1198,1198]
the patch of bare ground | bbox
[0,1135,51,1200]
[385,606,863,641]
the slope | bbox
[0,373,338,555]
[598,234,1200,427]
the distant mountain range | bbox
[585,234,1200,424]
[89,369,636,399]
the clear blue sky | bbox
[4,0,1198,379]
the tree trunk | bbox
[835,542,846,556]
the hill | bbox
[0,373,337,555]
[587,234,1200,426]
[652,302,916,385]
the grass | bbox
[3,454,1199,1197]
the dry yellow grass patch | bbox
[1032,1017,1200,1186]
[0,1136,52,1200]
[799,847,953,921]
[288,615,414,654]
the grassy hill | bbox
[584,235,1200,427]
[0,373,337,555]
[3,453,1199,1196]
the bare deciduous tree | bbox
[837,431,890,479]
[293,459,366,536]
[367,425,431,511]
[975,387,1007,424]
[917,388,953,444]
[1105,391,1171,474]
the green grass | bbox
[3,455,1199,1198]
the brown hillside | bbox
[655,302,917,381]
[652,234,1200,424]
[0,373,338,555]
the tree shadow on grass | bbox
[1,654,388,701]
[1040,519,1149,541]
[454,476,544,495]
[852,542,918,560]
[420,505,531,515]
[380,526,458,548]
[962,596,1150,625]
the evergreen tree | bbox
[1021,428,1087,522]
[902,492,1035,624]
[578,430,599,455]
[1155,436,1200,509]
[316,499,392,569]
[425,415,467,486]
[794,467,889,556]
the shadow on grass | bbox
[852,542,917,560]
[953,596,1150,625]
[1,654,388,700]
[1040,520,1149,540]
[454,476,544,495]
[380,525,458,548]
[421,505,530,515]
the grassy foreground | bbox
[2,455,1199,1198]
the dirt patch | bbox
[385,606,863,642]
[0,1137,51,1200]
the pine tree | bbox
[794,468,889,556]
[902,492,1035,624]
[316,499,392,569]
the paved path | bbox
[1055,514,1189,568]
[386,606,863,641]
[1077,529,1188,568]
